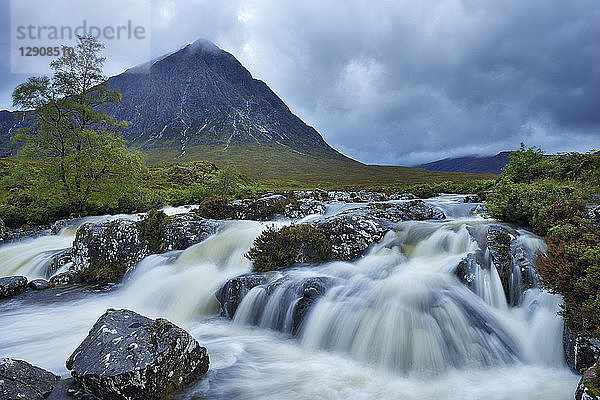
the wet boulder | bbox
[283,199,327,219]
[219,273,335,336]
[0,276,28,299]
[389,192,418,200]
[290,277,334,335]
[230,194,289,220]
[66,309,209,400]
[318,214,389,260]
[486,225,515,302]
[564,326,600,374]
[28,279,51,291]
[315,200,444,260]
[215,273,271,318]
[71,219,149,283]
[455,253,479,290]
[366,200,445,222]
[0,358,60,400]
[159,214,219,251]
[575,363,600,400]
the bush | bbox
[537,219,600,335]
[194,196,233,219]
[246,225,334,272]
[533,198,586,236]
[407,184,439,199]
[486,179,577,235]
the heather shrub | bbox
[537,219,600,335]
[246,225,333,272]
[194,196,233,219]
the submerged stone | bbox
[28,279,51,291]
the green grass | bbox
[140,143,496,189]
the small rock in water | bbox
[49,272,80,286]
[463,194,481,203]
[0,358,60,400]
[27,279,52,291]
[0,276,28,299]
[66,309,209,400]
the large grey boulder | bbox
[66,309,209,400]
[0,276,28,299]
[160,214,219,251]
[0,358,60,399]
[230,194,288,220]
[313,200,444,261]
[319,214,389,261]
[366,200,445,222]
[71,219,149,283]
[564,326,600,374]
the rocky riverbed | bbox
[0,192,588,399]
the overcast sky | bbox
[1,0,599,165]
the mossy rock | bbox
[79,261,128,284]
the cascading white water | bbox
[0,196,579,399]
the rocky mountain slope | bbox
[103,39,337,160]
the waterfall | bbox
[0,197,579,399]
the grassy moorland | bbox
[142,142,495,189]
[0,152,493,229]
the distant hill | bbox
[415,152,511,174]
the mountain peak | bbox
[101,40,333,160]
[184,39,221,54]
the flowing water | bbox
[0,196,579,399]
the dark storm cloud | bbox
[2,0,600,165]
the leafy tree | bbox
[12,35,142,213]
